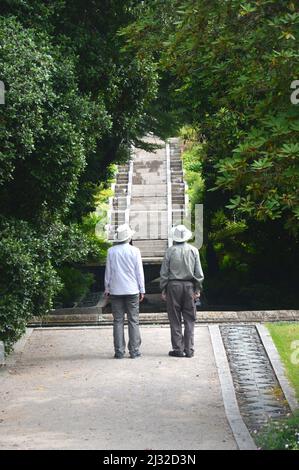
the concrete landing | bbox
[0,326,237,450]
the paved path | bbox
[0,326,237,450]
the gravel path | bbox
[0,326,237,450]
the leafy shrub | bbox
[0,218,62,353]
[256,412,299,450]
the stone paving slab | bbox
[0,326,237,450]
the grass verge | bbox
[256,322,299,450]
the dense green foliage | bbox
[1,0,299,350]
[55,266,95,308]
[0,1,159,351]
[120,0,299,308]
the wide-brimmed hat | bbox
[171,224,192,243]
[113,223,135,243]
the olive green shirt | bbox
[160,242,204,293]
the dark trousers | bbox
[110,294,141,356]
[166,280,197,354]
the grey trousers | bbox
[166,280,197,354]
[110,294,141,356]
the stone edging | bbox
[209,324,257,450]
[256,324,299,414]
[28,309,299,327]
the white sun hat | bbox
[171,224,193,243]
[113,223,135,243]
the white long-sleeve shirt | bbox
[104,242,145,295]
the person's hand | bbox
[161,291,167,301]
[139,293,145,302]
[193,291,200,300]
[104,290,110,297]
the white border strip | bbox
[125,151,134,225]
[106,179,116,239]
[166,141,172,247]
[209,325,257,450]
[257,324,299,413]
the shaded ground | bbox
[0,326,237,450]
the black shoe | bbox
[130,352,141,359]
[168,350,184,357]
[114,353,124,359]
[184,350,194,358]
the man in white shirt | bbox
[104,224,145,359]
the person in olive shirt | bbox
[160,225,204,358]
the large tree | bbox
[0,1,159,350]
[119,0,299,307]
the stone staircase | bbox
[129,135,168,260]
[108,162,131,234]
[169,138,186,226]
[107,135,187,262]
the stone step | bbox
[172,189,185,194]
[130,203,168,210]
[130,202,167,210]
[114,197,128,203]
[133,158,165,164]
[113,201,127,209]
[172,199,185,205]
[171,177,184,183]
[130,223,168,239]
[111,218,126,226]
[134,168,165,174]
[130,210,168,220]
[134,160,166,166]
[114,188,128,195]
[130,196,167,204]
[132,176,167,184]
[132,185,167,197]
[134,239,168,249]
[170,166,182,170]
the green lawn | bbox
[256,322,299,450]
[267,322,299,399]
